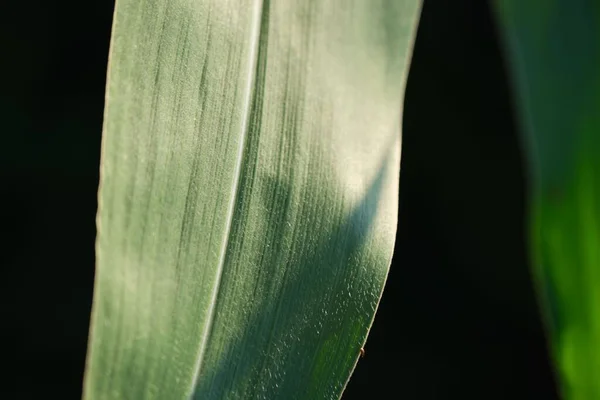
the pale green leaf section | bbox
[84,0,421,399]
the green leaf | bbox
[494,2,600,399]
[84,1,421,399]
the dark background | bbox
[1,0,561,398]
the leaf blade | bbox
[84,1,421,399]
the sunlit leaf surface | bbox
[84,1,421,398]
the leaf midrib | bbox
[186,0,267,397]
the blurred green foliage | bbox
[495,1,600,398]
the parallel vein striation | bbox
[84,0,422,399]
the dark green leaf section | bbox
[494,2,600,399]
[84,0,421,399]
